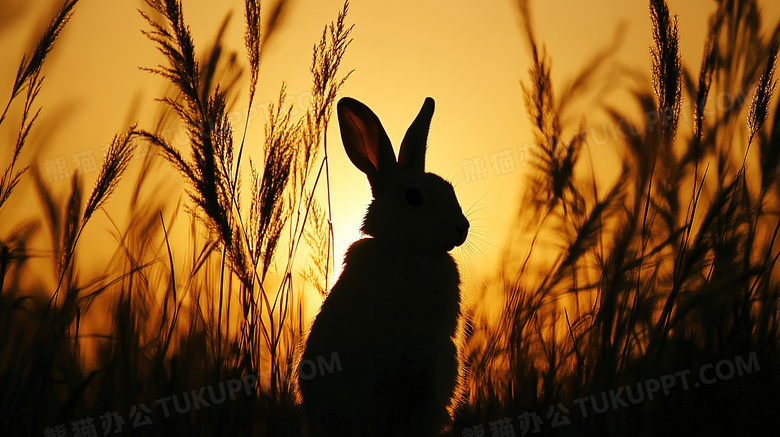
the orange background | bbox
[2,0,779,294]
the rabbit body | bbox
[298,97,468,437]
[300,238,461,437]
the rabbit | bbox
[297,97,469,437]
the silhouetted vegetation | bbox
[459,0,780,435]
[0,0,348,435]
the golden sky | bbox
[2,0,779,291]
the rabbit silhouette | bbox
[298,97,469,437]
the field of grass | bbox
[1,0,779,436]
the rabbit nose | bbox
[455,216,469,246]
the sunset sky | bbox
[2,0,779,293]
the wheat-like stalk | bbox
[650,0,682,144]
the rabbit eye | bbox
[405,187,422,207]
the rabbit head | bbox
[338,97,469,253]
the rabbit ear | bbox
[338,98,397,189]
[398,97,435,173]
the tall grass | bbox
[0,0,350,435]
[460,0,780,435]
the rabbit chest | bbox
[329,238,463,369]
